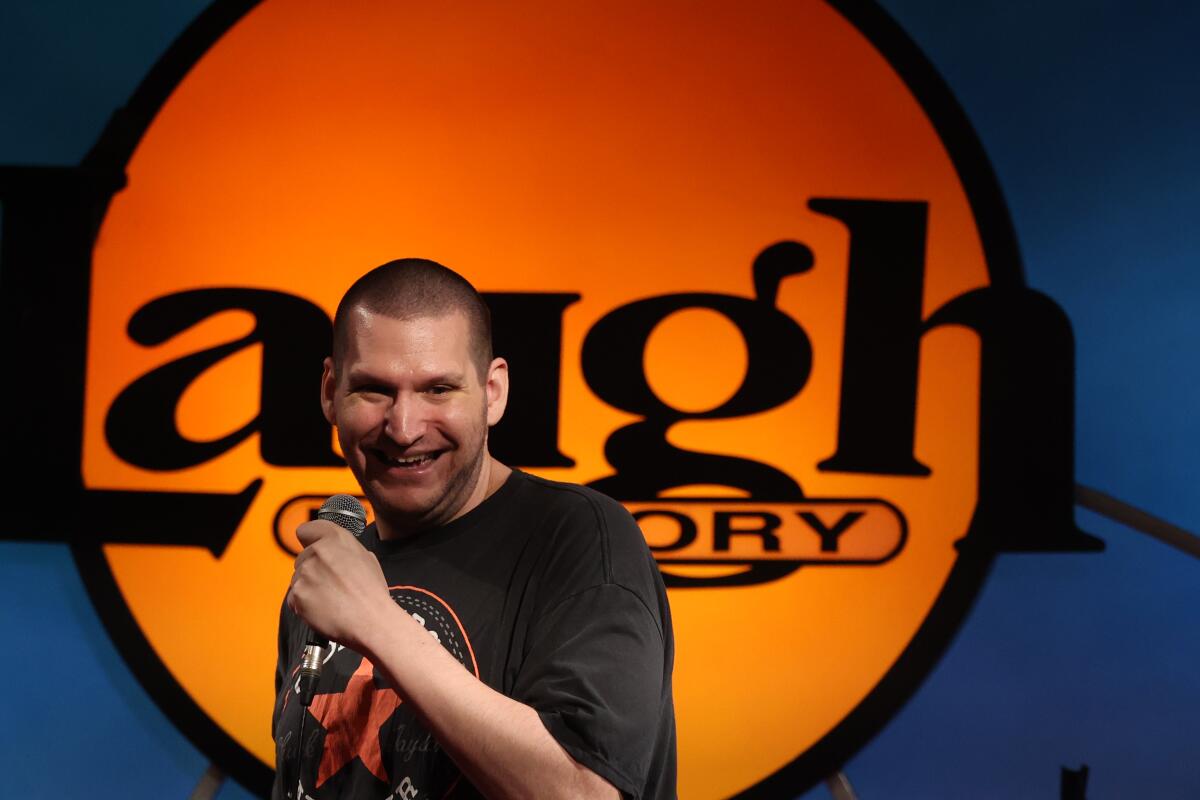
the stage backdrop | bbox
[1,1,1197,798]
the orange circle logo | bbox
[49,1,1094,796]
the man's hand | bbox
[286,520,621,800]
[287,520,390,651]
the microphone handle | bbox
[297,633,328,707]
[294,495,368,707]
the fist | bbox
[287,520,390,650]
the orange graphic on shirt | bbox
[309,655,403,787]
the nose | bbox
[383,392,426,446]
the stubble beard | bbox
[361,418,489,539]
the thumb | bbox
[295,519,342,549]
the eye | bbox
[428,384,454,396]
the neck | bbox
[460,454,511,516]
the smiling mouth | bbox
[372,449,442,469]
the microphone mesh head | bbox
[317,494,368,536]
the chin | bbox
[368,491,437,524]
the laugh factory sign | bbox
[0,1,1096,796]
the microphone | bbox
[296,494,368,707]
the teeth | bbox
[382,453,433,466]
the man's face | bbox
[321,307,508,533]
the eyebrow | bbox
[344,368,389,386]
[424,372,467,387]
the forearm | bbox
[355,599,617,800]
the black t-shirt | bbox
[272,469,677,799]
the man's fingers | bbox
[293,546,314,572]
[285,586,298,615]
[295,519,342,548]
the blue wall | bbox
[2,2,1197,797]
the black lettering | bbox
[924,287,1104,552]
[105,288,340,470]
[810,198,932,476]
[713,511,782,552]
[633,510,698,552]
[582,242,812,501]
[810,200,1101,552]
[798,510,863,552]
[485,292,580,467]
[0,165,123,527]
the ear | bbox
[320,357,337,425]
[485,357,509,427]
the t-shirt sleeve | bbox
[512,581,667,799]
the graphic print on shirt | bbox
[283,586,478,799]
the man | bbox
[273,259,677,799]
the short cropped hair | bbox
[332,258,493,378]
